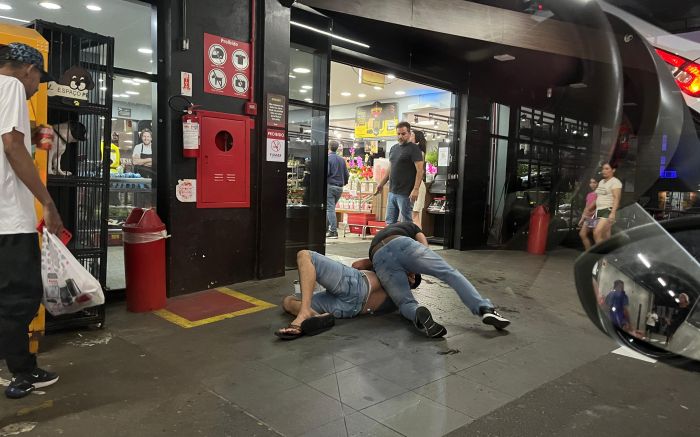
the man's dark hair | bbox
[141,128,152,135]
[329,140,339,152]
[613,279,624,289]
[397,121,411,132]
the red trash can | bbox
[527,205,550,255]
[123,208,167,312]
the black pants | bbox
[0,233,43,375]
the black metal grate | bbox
[32,20,114,331]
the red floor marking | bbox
[164,289,256,322]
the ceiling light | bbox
[569,82,588,89]
[301,85,313,90]
[0,15,28,23]
[118,94,129,98]
[98,78,104,82]
[0,3,12,10]
[387,74,396,80]
[86,4,101,11]
[395,91,406,96]
[125,91,140,95]
[122,79,137,85]
[304,98,313,103]
[293,67,311,74]
[111,118,117,121]
[675,298,681,303]
[493,54,516,62]
[299,89,308,93]
[289,74,296,78]
[133,78,149,84]
[137,48,153,54]
[123,140,133,144]
[658,277,667,287]
[668,290,676,297]
[340,92,351,97]
[373,86,382,91]
[637,253,651,268]
[290,21,370,49]
[357,93,366,98]
[39,2,62,9]
[100,86,107,91]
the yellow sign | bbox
[354,101,399,139]
[361,70,385,87]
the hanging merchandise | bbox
[41,229,105,316]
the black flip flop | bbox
[275,324,303,340]
[300,313,335,336]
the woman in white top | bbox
[593,162,622,244]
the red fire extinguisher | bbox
[527,205,550,255]
[182,105,199,158]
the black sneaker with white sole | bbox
[480,307,510,330]
[326,231,338,239]
[5,368,59,399]
[414,306,447,338]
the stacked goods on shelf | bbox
[347,213,376,235]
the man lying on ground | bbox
[353,222,511,338]
[275,250,419,340]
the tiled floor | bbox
[3,245,697,436]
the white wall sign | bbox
[266,130,285,162]
[438,147,449,166]
[176,179,197,202]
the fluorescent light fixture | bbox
[289,74,296,78]
[494,54,516,62]
[675,298,681,303]
[301,85,312,90]
[290,21,370,49]
[569,82,588,89]
[637,253,651,268]
[373,86,382,90]
[98,78,104,82]
[125,91,140,95]
[133,78,149,84]
[395,91,406,96]
[137,47,153,54]
[111,118,117,121]
[299,89,308,93]
[122,79,137,85]
[100,86,107,91]
[445,138,451,143]
[39,2,62,10]
[340,92,351,97]
[0,3,12,10]
[123,140,133,144]
[292,67,311,74]
[304,98,313,103]
[387,74,396,80]
[0,15,29,23]
[357,93,366,98]
[86,4,101,11]
[658,277,667,287]
[668,290,676,297]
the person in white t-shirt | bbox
[0,43,63,399]
[593,162,622,244]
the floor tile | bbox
[362,392,472,437]
[262,350,355,383]
[300,412,403,437]
[413,374,515,418]
[308,366,408,410]
[359,352,451,390]
[456,358,556,398]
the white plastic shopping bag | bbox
[41,229,105,316]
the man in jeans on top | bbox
[375,122,423,224]
[0,43,64,398]
[326,140,349,239]
[353,222,511,338]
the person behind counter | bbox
[132,128,153,177]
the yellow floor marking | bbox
[153,287,276,329]
[16,400,54,416]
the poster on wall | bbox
[354,101,399,139]
[203,33,251,99]
[267,94,286,128]
[266,130,285,162]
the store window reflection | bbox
[107,75,156,290]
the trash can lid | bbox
[123,208,166,233]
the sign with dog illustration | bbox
[47,65,95,101]
[203,33,251,99]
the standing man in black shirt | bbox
[353,223,511,337]
[326,140,349,239]
[375,122,423,224]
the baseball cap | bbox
[0,42,53,83]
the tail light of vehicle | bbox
[655,48,700,97]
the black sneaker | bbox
[6,368,60,399]
[480,307,510,330]
[326,232,338,239]
[414,306,447,338]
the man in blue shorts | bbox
[275,250,419,340]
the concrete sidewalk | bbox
[2,248,695,436]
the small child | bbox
[578,178,598,250]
